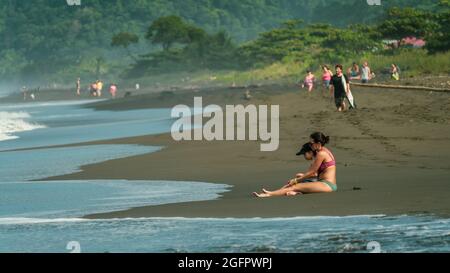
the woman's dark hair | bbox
[310,132,330,146]
[335,64,343,70]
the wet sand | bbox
[41,84,450,218]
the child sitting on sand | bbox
[253,132,337,197]
[391,64,400,81]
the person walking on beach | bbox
[302,70,316,93]
[330,64,353,112]
[90,82,98,97]
[253,132,337,197]
[109,83,118,99]
[361,62,372,84]
[21,86,28,101]
[76,77,81,96]
[391,64,400,81]
[96,80,104,97]
[322,65,333,91]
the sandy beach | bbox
[26,83,448,219]
[3,1,450,254]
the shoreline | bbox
[32,84,450,219]
[2,74,449,105]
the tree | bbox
[281,19,304,30]
[377,7,437,43]
[111,32,140,61]
[426,1,450,53]
[0,49,28,78]
[323,25,382,55]
[146,16,191,51]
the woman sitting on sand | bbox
[253,132,337,197]
[348,62,361,81]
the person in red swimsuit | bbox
[253,132,337,198]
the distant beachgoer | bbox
[361,62,372,84]
[96,80,103,97]
[348,62,361,81]
[33,87,40,100]
[76,78,81,96]
[302,70,315,93]
[253,132,337,197]
[90,82,98,97]
[330,64,351,112]
[244,90,252,100]
[109,83,118,99]
[135,83,140,90]
[391,64,400,81]
[22,86,27,100]
[322,65,333,90]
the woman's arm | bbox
[287,153,325,186]
[298,154,324,181]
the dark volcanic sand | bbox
[37,85,450,218]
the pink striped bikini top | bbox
[318,149,336,174]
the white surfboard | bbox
[346,89,356,109]
[342,75,356,109]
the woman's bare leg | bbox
[255,182,333,198]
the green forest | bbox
[0,0,447,86]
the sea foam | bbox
[0,111,46,141]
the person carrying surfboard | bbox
[330,64,356,112]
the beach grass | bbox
[359,49,450,78]
[187,49,450,87]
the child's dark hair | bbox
[310,132,330,146]
[296,142,316,156]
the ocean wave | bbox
[0,215,390,226]
[0,111,46,141]
[0,217,87,225]
[0,100,102,110]
[1,215,449,253]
